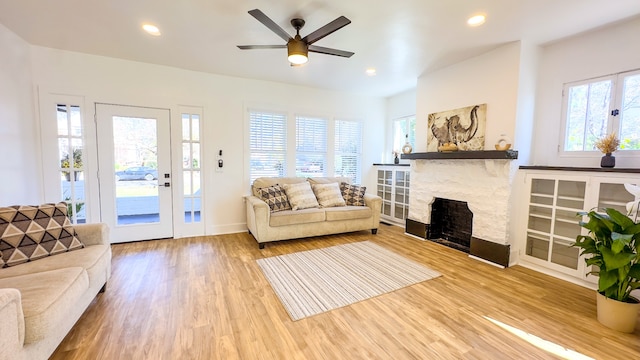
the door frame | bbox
[95,103,174,243]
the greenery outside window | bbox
[57,104,85,224]
[562,69,640,152]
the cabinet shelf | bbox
[557,195,585,202]
[527,232,550,241]
[552,235,576,245]
[529,213,552,220]
[531,193,554,199]
[527,229,551,238]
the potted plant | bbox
[594,133,620,168]
[573,208,640,332]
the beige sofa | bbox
[0,223,112,360]
[245,177,382,248]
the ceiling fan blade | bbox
[248,9,292,42]
[237,45,287,50]
[302,16,351,45]
[308,45,354,58]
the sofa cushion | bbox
[282,182,319,210]
[325,206,373,221]
[269,208,326,227]
[257,184,292,212]
[0,244,111,290]
[0,203,84,267]
[340,183,367,206]
[311,182,346,208]
[252,177,308,197]
[0,267,89,344]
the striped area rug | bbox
[257,241,442,321]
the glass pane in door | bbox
[112,116,159,225]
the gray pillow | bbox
[282,182,320,210]
[312,182,346,208]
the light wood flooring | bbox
[51,225,640,359]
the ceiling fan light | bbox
[288,54,308,65]
[287,37,308,64]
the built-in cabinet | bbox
[521,171,639,282]
[375,165,410,225]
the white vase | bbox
[596,292,640,333]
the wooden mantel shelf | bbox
[401,150,518,160]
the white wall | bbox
[0,23,40,205]
[416,42,523,153]
[29,46,386,236]
[532,16,640,167]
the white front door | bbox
[95,104,173,243]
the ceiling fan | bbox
[237,9,354,65]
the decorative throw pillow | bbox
[340,182,367,206]
[257,184,291,212]
[0,202,85,267]
[282,182,320,210]
[312,182,346,208]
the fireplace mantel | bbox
[401,150,518,160]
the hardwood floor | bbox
[51,225,640,359]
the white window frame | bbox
[559,69,640,157]
[247,109,288,184]
[334,119,363,184]
[178,106,204,234]
[246,107,364,187]
[392,115,416,154]
[295,114,328,178]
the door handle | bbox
[160,182,171,187]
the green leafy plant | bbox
[573,208,640,302]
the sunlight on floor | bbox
[484,316,594,360]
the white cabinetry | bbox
[375,166,410,225]
[521,171,639,282]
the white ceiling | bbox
[1,0,639,98]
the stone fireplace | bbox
[405,157,516,267]
[428,198,473,252]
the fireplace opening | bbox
[428,198,472,253]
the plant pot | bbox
[596,292,640,333]
[600,153,615,168]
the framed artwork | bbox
[427,103,486,152]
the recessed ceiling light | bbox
[366,68,377,76]
[467,14,486,27]
[142,23,161,36]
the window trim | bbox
[559,69,640,158]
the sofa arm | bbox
[244,195,270,242]
[0,288,25,355]
[74,223,110,246]
[364,193,382,213]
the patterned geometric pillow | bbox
[312,182,346,208]
[0,202,85,267]
[257,184,292,212]
[282,182,320,210]
[340,182,367,206]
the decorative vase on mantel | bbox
[601,153,615,168]
[394,153,399,164]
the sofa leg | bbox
[99,283,107,293]
[371,229,378,235]
[259,243,265,249]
